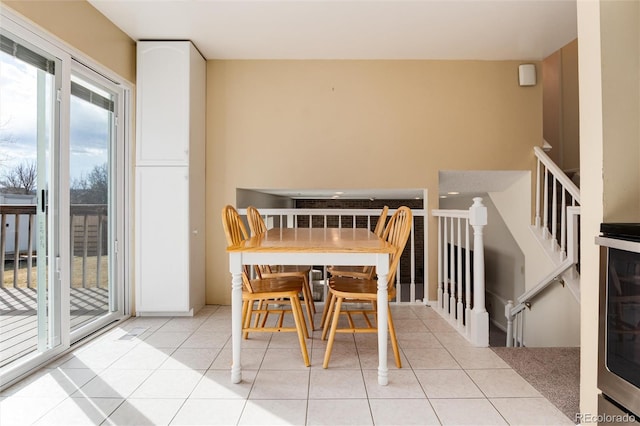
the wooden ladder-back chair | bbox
[246,206,316,331]
[221,205,310,366]
[327,205,389,279]
[320,205,389,331]
[322,206,413,369]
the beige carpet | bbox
[491,347,580,423]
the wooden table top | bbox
[227,228,395,254]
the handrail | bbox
[506,145,582,347]
[516,206,580,307]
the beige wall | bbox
[542,39,580,171]
[1,0,136,83]
[562,40,580,172]
[206,59,543,304]
[601,0,640,222]
[577,0,640,418]
[543,48,562,165]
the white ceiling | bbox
[88,0,577,61]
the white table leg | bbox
[230,253,243,384]
[376,253,389,386]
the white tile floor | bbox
[0,304,575,425]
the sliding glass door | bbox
[68,70,122,337]
[0,31,60,369]
[0,15,129,386]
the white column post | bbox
[469,197,489,347]
[505,300,514,348]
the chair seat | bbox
[247,276,305,294]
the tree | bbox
[0,162,37,194]
[0,118,16,168]
[71,163,108,204]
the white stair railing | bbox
[534,146,580,258]
[504,146,581,347]
[431,197,489,347]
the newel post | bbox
[469,197,489,347]
[505,300,514,348]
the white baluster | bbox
[449,217,455,322]
[456,218,463,329]
[437,216,443,311]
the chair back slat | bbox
[373,206,390,237]
[221,205,254,292]
[246,206,274,277]
[383,206,413,286]
[360,206,389,277]
[247,206,268,235]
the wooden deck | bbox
[0,286,109,368]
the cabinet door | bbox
[136,42,190,165]
[135,167,189,313]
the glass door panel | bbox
[68,73,117,334]
[0,33,57,367]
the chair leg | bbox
[387,305,402,368]
[290,294,310,367]
[254,299,266,328]
[323,296,343,368]
[297,287,312,337]
[303,275,316,315]
[321,291,336,340]
[301,277,315,331]
[319,290,332,334]
[243,299,254,340]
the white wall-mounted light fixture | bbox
[518,63,536,87]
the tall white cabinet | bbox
[135,41,205,316]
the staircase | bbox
[500,146,581,347]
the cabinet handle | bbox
[192,230,198,235]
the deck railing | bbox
[431,197,489,347]
[0,204,36,288]
[237,207,427,304]
[0,204,108,289]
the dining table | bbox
[226,227,396,385]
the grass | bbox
[2,255,109,289]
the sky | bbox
[0,51,110,185]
